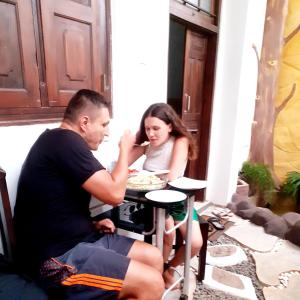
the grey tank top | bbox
[143,136,186,176]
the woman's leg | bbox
[169,220,203,267]
[163,220,202,288]
[163,216,176,263]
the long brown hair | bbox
[136,103,198,160]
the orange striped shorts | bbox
[40,234,134,299]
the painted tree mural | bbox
[249,0,300,185]
[274,0,300,182]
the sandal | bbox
[207,217,225,230]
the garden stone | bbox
[285,220,300,246]
[264,216,289,238]
[250,208,275,226]
[236,200,255,211]
[282,212,300,227]
[237,208,257,219]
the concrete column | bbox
[206,0,267,206]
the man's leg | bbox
[50,238,164,300]
[127,240,164,273]
[118,259,164,300]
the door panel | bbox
[182,30,207,131]
[0,0,40,108]
[40,0,101,106]
[182,30,207,180]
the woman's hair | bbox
[136,103,198,160]
[63,89,111,122]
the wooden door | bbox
[182,30,208,180]
[0,0,40,108]
[40,0,102,106]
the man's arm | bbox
[82,130,135,205]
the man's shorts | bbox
[40,234,135,300]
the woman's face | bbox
[144,116,172,147]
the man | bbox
[14,89,164,299]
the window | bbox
[170,0,219,32]
[176,0,217,17]
[0,0,110,125]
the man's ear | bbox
[79,115,89,132]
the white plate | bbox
[145,190,186,203]
[129,170,169,177]
[168,177,207,190]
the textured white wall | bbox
[206,0,267,205]
[110,0,169,133]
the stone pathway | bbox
[194,205,300,300]
[156,203,300,299]
[203,265,257,300]
[194,234,264,299]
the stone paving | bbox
[165,204,300,299]
[121,202,300,299]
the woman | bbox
[129,103,203,288]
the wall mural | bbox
[274,0,300,182]
[249,0,300,184]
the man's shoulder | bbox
[41,128,84,145]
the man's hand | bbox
[93,218,116,233]
[119,129,136,153]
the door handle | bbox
[184,93,191,112]
[101,74,110,92]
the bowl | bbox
[126,173,168,191]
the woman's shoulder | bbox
[174,135,189,145]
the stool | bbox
[175,215,208,282]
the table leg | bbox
[155,207,165,252]
[182,195,194,297]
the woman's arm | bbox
[128,145,145,166]
[167,137,189,181]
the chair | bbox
[0,167,48,299]
[0,167,15,259]
[174,215,208,282]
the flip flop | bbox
[207,217,225,230]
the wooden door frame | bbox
[169,0,220,195]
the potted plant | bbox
[236,178,249,196]
[239,161,275,207]
[281,171,300,212]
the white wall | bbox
[0,123,59,208]
[206,0,267,205]
[0,0,170,209]
[110,0,170,133]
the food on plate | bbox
[127,174,167,190]
[128,168,139,174]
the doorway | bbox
[167,18,216,200]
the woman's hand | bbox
[93,218,116,233]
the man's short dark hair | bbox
[63,89,111,122]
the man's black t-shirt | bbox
[14,128,104,275]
